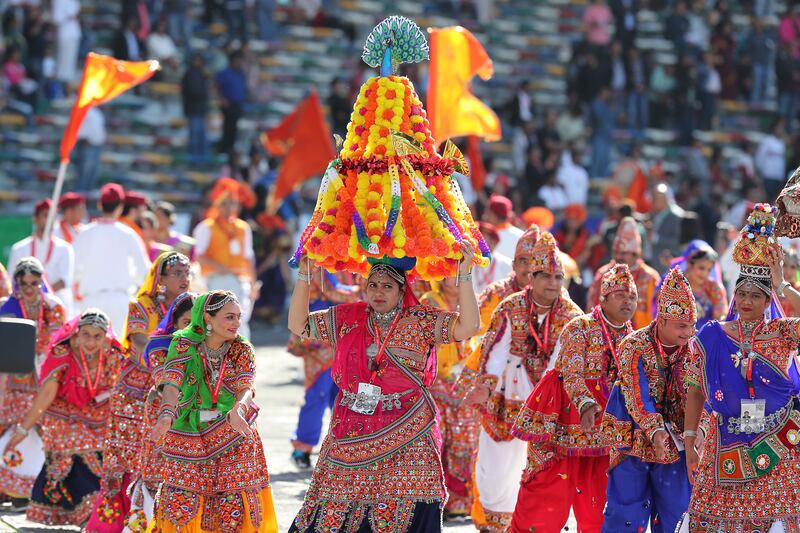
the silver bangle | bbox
[297,271,312,283]
[458,272,472,282]
[683,429,698,438]
[13,424,28,437]
[778,280,791,298]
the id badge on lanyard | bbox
[229,239,241,256]
[739,399,766,433]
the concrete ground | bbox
[0,324,576,532]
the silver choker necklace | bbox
[600,308,627,330]
[532,297,553,310]
[202,341,230,367]
[372,306,400,329]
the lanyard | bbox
[369,311,403,383]
[738,319,765,400]
[595,306,631,368]
[78,347,104,399]
[528,296,553,353]
[31,237,54,264]
[650,325,682,410]
[203,355,228,407]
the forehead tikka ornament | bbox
[205,291,239,312]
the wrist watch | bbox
[778,280,791,297]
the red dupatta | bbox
[39,317,122,408]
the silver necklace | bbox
[599,308,627,330]
[372,306,400,330]
[201,341,230,367]
[366,306,401,368]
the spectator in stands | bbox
[146,18,179,69]
[256,0,279,42]
[164,0,192,51]
[664,0,690,53]
[328,78,350,136]
[686,1,711,53]
[3,46,37,108]
[698,51,721,130]
[3,10,26,63]
[73,107,105,192]
[583,0,613,48]
[556,144,589,207]
[609,40,627,112]
[224,0,247,44]
[504,80,534,128]
[23,5,46,83]
[522,145,548,206]
[675,53,698,144]
[538,169,569,213]
[590,86,614,178]
[711,18,738,101]
[746,17,775,105]
[511,119,537,178]
[684,138,711,199]
[52,0,81,85]
[779,5,800,56]
[113,17,143,61]
[755,117,787,200]
[649,182,685,272]
[626,46,648,135]
[216,49,246,154]
[776,42,800,132]
[610,0,638,51]
[649,60,676,128]
[537,109,562,166]
[556,92,587,144]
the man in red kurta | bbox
[510,264,638,533]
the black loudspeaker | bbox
[0,318,37,374]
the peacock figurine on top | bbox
[289,15,491,280]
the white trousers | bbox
[475,428,527,514]
[205,274,252,339]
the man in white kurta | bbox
[52,192,85,244]
[9,199,75,316]
[72,183,149,333]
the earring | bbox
[206,324,212,333]
[157,284,166,303]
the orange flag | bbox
[427,27,501,144]
[466,135,487,191]
[262,90,335,212]
[60,53,159,162]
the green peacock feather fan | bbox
[362,16,429,76]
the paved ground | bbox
[0,324,575,532]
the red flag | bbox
[467,135,487,191]
[60,53,159,162]
[261,91,335,212]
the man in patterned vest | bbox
[600,266,698,533]
[509,264,638,532]
[461,232,581,532]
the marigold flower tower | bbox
[290,16,491,280]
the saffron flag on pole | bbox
[261,90,336,213]
[427,26,501,144]
[60,52,159,162]
[467,135,487,191]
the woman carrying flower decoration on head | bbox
[3,309,123,526]
[127,292,195,531]
[653,239,728,331]
[287,245,480,531]
[148,290,278,532]
[288,267,360,469]
[0,257,65,508]
[680,204,800,532]
[86,251,191,533]
[419,276,480,518]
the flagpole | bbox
[42,159,69,244]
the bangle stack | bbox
[12,424,28,437]
[297,271,312,284]
[683,429,698,439]
[158,405,177,421]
